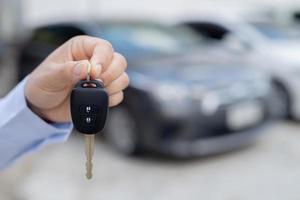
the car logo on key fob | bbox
[70,63,109,179]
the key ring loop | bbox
[86,62,91,82]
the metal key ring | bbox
[86,62,91,82]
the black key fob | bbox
[71,80,109,134]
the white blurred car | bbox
[177,14,300,120]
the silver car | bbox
[178,14,300,120]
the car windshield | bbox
[99,23,203,56]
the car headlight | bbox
[201,92,220,116]
[190,85,220,115]
[151,82,191,117]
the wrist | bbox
[25,99,55,123]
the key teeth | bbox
[85,161,93,180]
[84,134,95,180]
[86,173,93,180]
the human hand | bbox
[25,36,129,123]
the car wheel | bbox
[270,82,289,119]
[105,106,141,155]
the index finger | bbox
[68,36,114,73]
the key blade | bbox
[84,134,95,180]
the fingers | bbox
[50,36,126,82]
[45,52,127,90]
[52,59,104,86]
[36,60,89,90]
[70,60,92,81]
[99,52,127,86]
[90,40,114,74]
[98,52,128,107]
[68,36,114,74]
[109,91,124,107]
[105,73,129,95]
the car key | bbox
[70,63,109,179]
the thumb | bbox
[53,60,102,84]
[34,59,102,92]
[48,60,90,88]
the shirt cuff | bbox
[0,78,73,168]
[0,78,73,136]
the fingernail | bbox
[94,64,102,78]
[73,62,83,76]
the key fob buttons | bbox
[71,80,109,134]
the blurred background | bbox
[2,0,300,199]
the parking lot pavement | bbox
[1,121,300,200]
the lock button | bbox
[80,116,97,125]
[80,105,100,114]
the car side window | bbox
[32,27,84,46]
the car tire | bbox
[270,82,289,119]
[105,106,142,155]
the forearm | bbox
[0,78,73,169]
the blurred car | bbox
[0,38,18,97]
[180,15,300,120]
[0,41,4,65]
[17,21,272,157]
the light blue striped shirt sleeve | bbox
[0,79,73,169]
